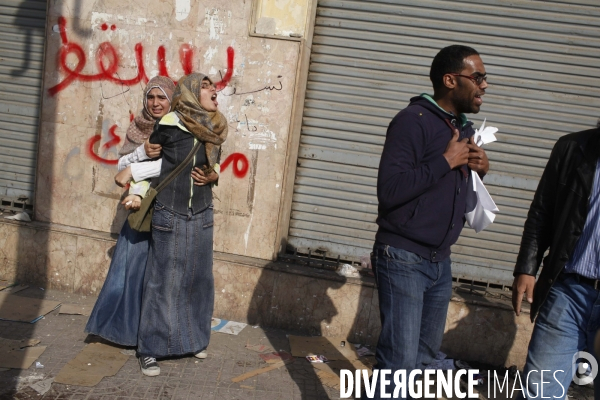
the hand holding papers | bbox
[466,119,499,233]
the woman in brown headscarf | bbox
[85,76,175,347]
[136,73,227,376]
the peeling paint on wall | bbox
[90,12,157,30]
[204,8,231,41]
[175,0,191,21]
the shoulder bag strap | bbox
[154,140,202,194]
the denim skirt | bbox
[137,202,214,358]
[85,220,150,346]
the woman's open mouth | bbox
[211,94,218,106]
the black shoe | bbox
[138,356,160,376]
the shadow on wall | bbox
[441,286,519,371]
[246,262,380,399]
[10,0,47,77]
[0,0,54,398]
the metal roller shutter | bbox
[287,0,600,285]
[0,0,47,211]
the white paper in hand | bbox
[466,171,499,233]
[466,119,499,233]
[473,118,498,147]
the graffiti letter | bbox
[221,153,249,178]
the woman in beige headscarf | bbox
[136,73,227,377]
[85,76,175,347]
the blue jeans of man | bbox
[518,274,600,400]
[370,242,453,399]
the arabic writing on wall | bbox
[50,16,248,176]
[48,16,234,96]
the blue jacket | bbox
[375,95,475,262]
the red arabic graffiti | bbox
[87,124,121,165]
[48,17,234,96]
[221,153,249,178]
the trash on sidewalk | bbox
[356,346,375,357]
[336,264,360,278]
[473,373,485,385]
[54,342,129,387]
[231,358,294,383]
[288,335,360,361]
[29,378,54,395]
[422,351,455,370]
[59,304,91,316]
[35,361,44,368]
[5,212,31,222]
[454,359,472,370]
[0,338,47,369]
[0,292,61,323]
[245,340,272,353]
[259,351,293,364]
[306,355,328,363]
[211,317,247,335]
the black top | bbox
[375,96,475,262]
[514,128,600,320]
[150,123,214,215]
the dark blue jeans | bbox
[370,242,452,399]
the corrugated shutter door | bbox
[288,0,600,285]
[0,0,47,207]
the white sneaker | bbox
[194,350,208,359]
[138,356,160,376]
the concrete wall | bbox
[37,0,305,260]
[0,219,533,369]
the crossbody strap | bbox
[154,140,202,194]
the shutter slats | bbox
[288,0,599,285]
[0,0,46,200]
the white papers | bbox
[466,119,499,233]
[466,171,499,233]
[211,318,247,335]
[472,118,498,147]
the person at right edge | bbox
[512,119,600,398]
[371,45,489,399]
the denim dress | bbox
[85,220,150,346]
[136,119,215,358]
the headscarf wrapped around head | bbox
[118,76,176,156]
[170,73,228,170]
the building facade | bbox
[1,0,599,367]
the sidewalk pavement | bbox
[0,287,596,400]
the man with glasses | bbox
[372,44,489,398]
[512,118,600,398]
